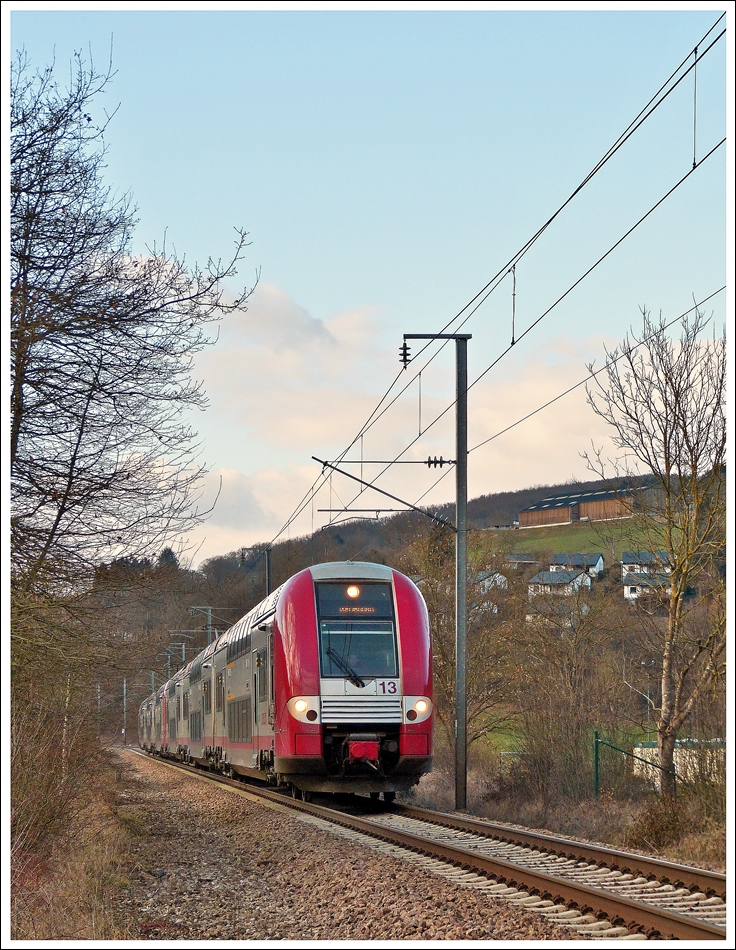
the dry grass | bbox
[11,750,136,940]
[404,766,726,874]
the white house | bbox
[620,551,671,581]
[475,569,508,592]
[549,552,604,577]
[622,571,672,603]
[528,569,591,598]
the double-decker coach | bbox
[140,562,433,800]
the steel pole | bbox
[401,332,471,811]
[455,336,468,812]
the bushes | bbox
[11,749,133,940]
[11,689,100,878]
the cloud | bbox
[194,283,396,454]
[188,462,325,565]
[225,282,335,351]
[185,288,625,566]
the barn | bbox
[518,487,636,529]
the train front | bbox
[273,562,433,797]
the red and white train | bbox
[138,561,433,800]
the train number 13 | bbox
[378,680,397,694]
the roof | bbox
[621,551,670,565]
[506,553,537,562]
[519,487,636,513]
[529,570,584,585]
[550,553,604,568]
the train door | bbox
[215,669,225,748]
[252,645,268,767]
[268,632,275,727]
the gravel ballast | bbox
[113,750,581,940]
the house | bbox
[526,598,590,627]
[474,569,508,592]
[518,487,638,528]
[549,552,604,577]
[620,551,671,581]
[527,569,591,598]
[505,553,538,571]
[622,571,672,603]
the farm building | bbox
[549,552,604,577]
[518,487,636,528]
[633,740,725,789]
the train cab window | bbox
[315,582,398,679]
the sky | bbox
[7,2,731,567]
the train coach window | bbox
[202,680,212,715]
[226,624,252,663]
[216,672,224,712]
[315,582,394,620]
[227,698,252,743]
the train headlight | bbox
[287,696,321,723]
[346,585,360,598]
[403,697,432,723]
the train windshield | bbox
[315,581,398,679]
[319,622,397,678]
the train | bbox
[138,561,433,800]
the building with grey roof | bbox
[528,569,591,598]
[549,553,604,576]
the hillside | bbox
[481,520,643,567]
[295,476,637,564]
[202,476,651,591]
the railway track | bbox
[137,753,727,940]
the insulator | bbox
[399,341,411,367]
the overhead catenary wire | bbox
[285,14,727,471]
[316,136,725,525]
[255,15,726,567]
[343,285,726,563]
[469,286,727,454]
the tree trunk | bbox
[657,729,676,799]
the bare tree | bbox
[516,584,632,803]
[585,308,726,796]
[11,50,255,592]
[399,525,514,749]
[10,48,256,890]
